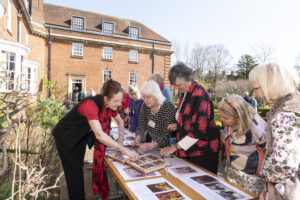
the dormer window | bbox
[103,21,114,35]
[129,26,139,39]
[72,16,85,30]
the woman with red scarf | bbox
[52,80,139,200]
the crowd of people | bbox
[53,61,300,200]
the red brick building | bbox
[0,0,172,99]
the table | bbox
[105,155,258,200]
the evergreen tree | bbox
[236,54,258,78]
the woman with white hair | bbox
[249,62,300,200]
[127,84,143,132]
[133,80,176,152]
[218,94,267,195]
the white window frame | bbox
[72,43,83,57]
[129,50,138,62]
[7,0,12,32]
[103,70,112,83]
[1,51,16,90]
[71,16,85,30]
[129,72,138,85]
[102,21,114,35]
[129,26,139,39]
[103,47,113,60]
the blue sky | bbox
[44,0,300,67]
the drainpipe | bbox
[17,11,22,42]
[48,28,52,98]
[152,42,156,74]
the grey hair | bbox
[168,62,193,85]
[148,73,165,86]
[128,84,141,99]
[249,62,300,102]
[218,94,256,137]
[140,80,166,105]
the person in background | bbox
[161,62,220,174]
[249,62,300,200]
[148,73,173,104]
[52,79,139,200]
[72,86,82,103]
[82,89,87,98]
[119,86,131,128]
[133,80,176,152]
[218,94,267,195]
[243,91,256,110]
[127,84,143,132]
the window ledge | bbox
[102,58,113,62]
[128,60,138,64]
[71,55,83,59]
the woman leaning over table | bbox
[133,80,176,152]
[52,79,139,200]
[249,62,300,200]
[218,94,267,195]
[161,62,220,174]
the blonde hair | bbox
[128,84,141,99]
[140,80,166,105]
[148,73,165,86]
[218,94,256,137]
[249,62,300,102]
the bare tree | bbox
[206,44,232,94]
[252,42,275,63]
[171,40,190,64]
[189,43,208,81]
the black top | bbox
[52,94,103,153]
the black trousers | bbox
[55,137,87,200]
[188,153,219,175]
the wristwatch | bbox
[117,144,122,151]
[174,143,180,150]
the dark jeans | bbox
[188,153,219,175]
[55,136,87,200]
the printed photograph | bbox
[140,163,155,170]
[191,175,218,184]
[140,156,154,163]
[204,182,245,200]
[146,155,160,161]
[147,182,174,193]
[152,160,165,166]
[171,166,197,175]
[123,167,155,178]
[155,190,185,200]
[130,159,145,165]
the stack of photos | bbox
[190,175,248,200]
[106,149,166,174]
[127,154,167,174]
[170,166,197,176]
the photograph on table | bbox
[147,182,174,193]
[171,166,197,175]
[123,167,157,178]
[140,163,155,170]
[191,175,218,184]
[204,182,245,200]
[152,160,165,166]
[155,190,185,200]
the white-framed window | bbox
[129,26,139,39]
[129,72,138,85]
[103,47,113,59]
[72,16,85,30]
[7,0,12,32]
[72,43,83,56]
[129,50,138,62]
[103,70,112,82]
[103,22,114,35]
[1,51,16,90]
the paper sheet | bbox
[178,136,199,151]
[126,177,191,200]
[112,161,161,180]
